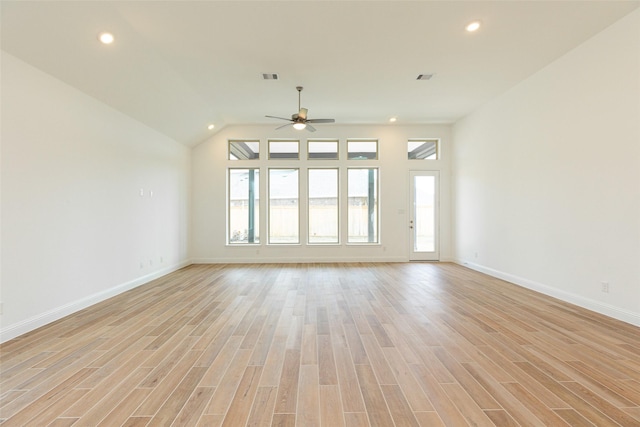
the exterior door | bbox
[409,171,439,261]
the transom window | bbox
[269,140,299,160]
[408,139,438,160]
[308,140,339,160]
[347,139,378,160]
[229,140,260,160]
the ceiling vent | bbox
[262,73,279,80]
[416,74,435,80]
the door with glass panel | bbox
[409,171,439,261]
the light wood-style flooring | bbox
[1,262,640,426]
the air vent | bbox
[262,73,279,80]
[416,74,434,80]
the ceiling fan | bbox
[266,86,335,132]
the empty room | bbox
[1,1,639,426]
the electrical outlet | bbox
[601,281,610,293]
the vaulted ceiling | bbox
[2,1,638,146]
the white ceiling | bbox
[2,1,638,147]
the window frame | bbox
[407,138,439,160]
[347,139,378,160]
[268,139,300,160]
[268,168,301,245]
[307,139,339,160]
[307,167,340,245]
[228,139,260,161]
[347,167,379,244]
[227,167,260,245]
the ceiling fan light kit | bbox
[266,86,335,132]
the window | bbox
[269,140,299,159]
[347,139,377,160]
[229,140,259,160]
[269,169,299,243]
[308,140,339,160]
[308,169,339,244]
[228,169,259,243]
[348,168,378,243]
[408,139,438,160]
[227,136,393,247]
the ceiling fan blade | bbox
[275,123,293,130]
[306,118,335,123]
[306,124,316,132]
[266,115,293,122]
[298,108,308,120]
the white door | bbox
[409,171,439,261]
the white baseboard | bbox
[0,260,192,343]
[191,255,408,264]
[455,259,640,327]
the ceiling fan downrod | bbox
[296,86,303,113]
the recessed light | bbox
[98,32,114,44]
[262,73,279,80]
[416,74,434,81]
[465,21,481,32]
[389,117,397,123]
[208,124,215,130]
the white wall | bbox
[452,10,640,325]
[0,52,192,341]
[191,124,452,263]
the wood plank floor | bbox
[1,262,640,426]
